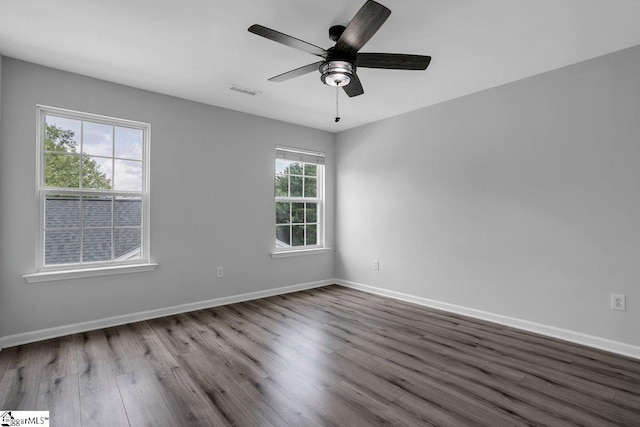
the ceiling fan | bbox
[248,0,431,98]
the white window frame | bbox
[273,146,326,256]
[24,105,155,282]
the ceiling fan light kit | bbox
[248,0,431,121]
[320,61,355,87]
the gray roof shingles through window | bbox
[45,198,141,265]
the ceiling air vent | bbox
[229,85,261,96]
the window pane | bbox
[304,177,317,198]
[289,162,303,175]
[83,229,112,262]
[306,225,317,245]
[276,225,290,246]
[115,127,143,160]
[45,196,80,228]
[114,159,142,191]
[115,228,141,259]
[275,159,288,175]
[45,116,80,152]
[306,203,317,223]
[292,225,305,246]
[45,229,80,265]
[82,156,112,189]
[304,164,317,177]
[276,202,290,224]
[115,197,142,227]
[290,176,303,197]
[82,122,113,157]
[45,153,80,188]
[82,196,112,227]
[292,203,305,224]
[275,174,288,197]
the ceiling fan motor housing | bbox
[329,25,346,42]
[320,60,355,87]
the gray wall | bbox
[0,54,4,328]
[3,45,639,349]
[336,45,640,347]
[0,58,334,338]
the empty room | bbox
[1,0,639,425]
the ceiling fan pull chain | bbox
[335,87,341,122]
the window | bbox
[275,146,324,252]
[36,106,150,271]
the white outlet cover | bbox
[611,294,626,311]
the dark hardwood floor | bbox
[1,285,639,426]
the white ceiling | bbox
[2,0,640,133]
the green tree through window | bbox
[275,159,320,248]
[45,124,112,189]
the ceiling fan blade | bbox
[268,61,325,82]
[343,73,364,97]
[248,25,328,58]
[356,53,431,70]
[335,0,391,54]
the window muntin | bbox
[275,147,324,251]
[37,106,150,270]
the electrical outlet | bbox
[217,267,224,278]
[611,294,625,311]
[373,260,380,270]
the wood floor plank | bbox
[194,308,289,378]
[116,368,180,427]
[518,376,629,426]
[126,321,182,373]
[211,304,281,344]
[255,296,351,352]
[74,331,118,397]
[146,315,201,356]
[103,324,151,376]
[80,386,129,427]
[152,365,233,426]
[1,285,639,426]
[37,374,81,426]
[267,368,391,426]
[38,335,78,382]
[241,299,341,354]
[313,351,407,402]
[176,349,272,426]
[327,380,423,427]
[0,366,42,410]
[202,371,285,426]
[190,326,272,385]
[444,337,623,404]
[5,343,42,370]
[0,347,18,386]
[613,391,640,421]
[337,346,541,426]
[390,391,464,426]
[77,359,117,397]
[236,374,324,427]
[199,320,285,379]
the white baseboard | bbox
[0,279,331,349]
[335,279,640,360]
[4,277,639,361]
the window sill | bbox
[271,248,331,258]
[23,263,158,283]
